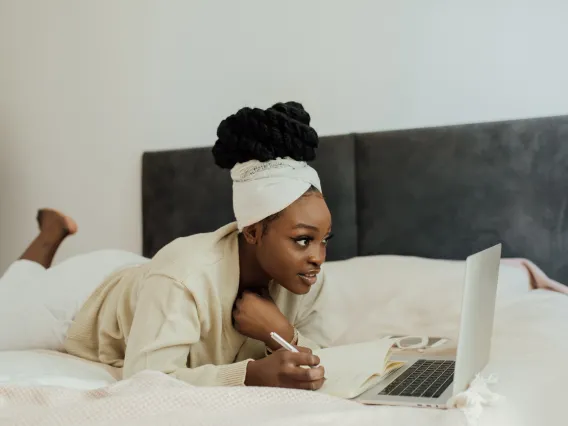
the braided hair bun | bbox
[212,101,319,169]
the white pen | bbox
[270,331,299,353]
[270,331,321,374]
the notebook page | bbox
[314,338,396,398]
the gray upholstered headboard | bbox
[142,114,568,285]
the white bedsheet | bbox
[0,255,566,426]
[0,350,118,390]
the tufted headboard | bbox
[142,114,568,285]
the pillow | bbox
[322,255,531,346]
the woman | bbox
[0,102,335,391]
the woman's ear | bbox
[242,223,262,244]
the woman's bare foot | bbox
[36,208,78,242]
[18,208,78,268]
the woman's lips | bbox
[297,273,318,285]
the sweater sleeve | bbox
[123,274,252,386]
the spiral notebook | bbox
[313,338,405,399]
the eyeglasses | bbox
[390,336,449,351]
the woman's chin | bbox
[280,276,313,295]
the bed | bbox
[2,114,568,425]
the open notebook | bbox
[313,338,405,399]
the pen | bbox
[270,331,322,375]
[269,331,299,353]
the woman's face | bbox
[254,191,332,295]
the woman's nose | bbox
[309,244,326,266]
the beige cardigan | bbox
[64,222,335,387]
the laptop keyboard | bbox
[379,360,455,399]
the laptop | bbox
[355,243,502,408]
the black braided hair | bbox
[212,101,319,169]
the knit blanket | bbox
[2,369,493,426]
[0,370,371,426]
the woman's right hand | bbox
[245,348,325,390]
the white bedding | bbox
[1,255,566,426]
[0,350,118,389]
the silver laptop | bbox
[355,243,502,408]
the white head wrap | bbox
[231,157,322,231]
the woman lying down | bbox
[0,102,338,391]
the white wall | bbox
[1,0,567,272]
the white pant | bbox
[0,250,149,351]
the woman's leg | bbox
[19,208,78,269]
[0,209,148,351]
[0,209,77,350]
[0,209,76,290]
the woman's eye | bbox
[295,238,310,247]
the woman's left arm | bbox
[233,269,343,352]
